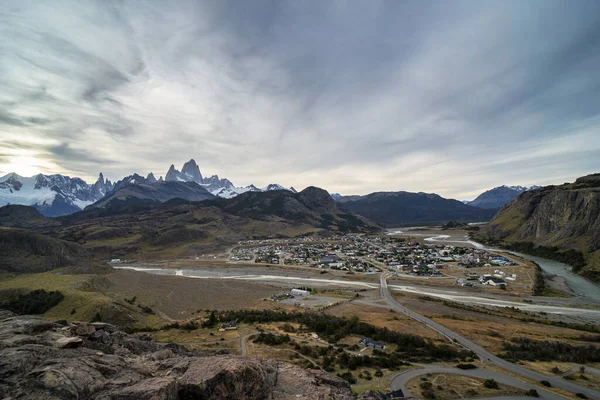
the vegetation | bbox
[455,363,478,370]
[216,309,474,362]
[507,243,586,272]
[501,337,600,363]
[483,379,499,389]
[0,289,64,314]
[252,332,291,345]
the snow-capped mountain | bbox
[468,184,540,209]
[0,172,112,216]
[0,159,293,216]
[156,159,294,198]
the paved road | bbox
[380,273,600,399]
[390,366,563,400]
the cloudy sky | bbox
[1,0,599,200]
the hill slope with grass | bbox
[479,173,600,282]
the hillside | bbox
[0,205,59,229]
[89,181,216,210]
[339,191,495,227]
[0,312,360,400]
[0,228,97,273]
[209,186,376,232]
[480,174,600,282]
[10,186,371,260]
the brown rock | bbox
[75,324,96,336]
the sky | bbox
[1,0,599,200]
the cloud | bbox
[0,0,599,199]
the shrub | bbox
[420,382,433,390]
[1,289,64,315]
[456,363,477,370]
[525,389,540,397]
[540,380,551,387]
[483,379,499,389]
[575,394,588,399]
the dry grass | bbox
[406,373,525,400]
[325,302,441,340]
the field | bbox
[406,373,525,399]
[0,268,293,328]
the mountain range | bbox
[0,160,294,216]
[337,191,496,227]
[0,158,541,222]
[0,172,113,217]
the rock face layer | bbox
[0,311,356,400]
[481,173,600,281]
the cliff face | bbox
[0,310,359,400]
[481,174,600,281]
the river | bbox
[387,227,600,302]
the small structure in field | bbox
[360,337,386,350]
[291,288,310,297]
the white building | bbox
[291,289,310,297]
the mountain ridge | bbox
[468,185,541,209]
[479,173,600,282]
[337,190,495,227]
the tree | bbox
[483,379,499,389]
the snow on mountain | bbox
[161,160,293,199]
[0,159,294,216]
[0,172,112,216]
[468,184,540,209]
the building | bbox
[360,337,386,350]
[484,277,507,287]
[291,288,310,297]
[319,255,339,264]
[218,320,238,331]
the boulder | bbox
[179,356,278,400]
[55,337,83,349]
[106,377,177,400]
[75,324,96,336]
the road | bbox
[390,366,563,400]
[380,273,600,399]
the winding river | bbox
[388,228,600,302]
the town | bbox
[230,234,520,289]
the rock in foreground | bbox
[0,310,356,399]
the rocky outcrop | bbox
[0,311,356,399]
[481,174,600,281]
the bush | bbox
[483,379,499,389]
[540,380,551,387]
[337,371,356,384]
[420,382,433,390]
[575,394,588,399]
[422,390,436,399]
[456,363,477,370]
[525,389,540,397]
[0,289,64,315]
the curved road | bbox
[380,273,600,399]
[390,366,563,400]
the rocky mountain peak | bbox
[165,164,182,182]
[181,159,203,183]
[146,172,157,183]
